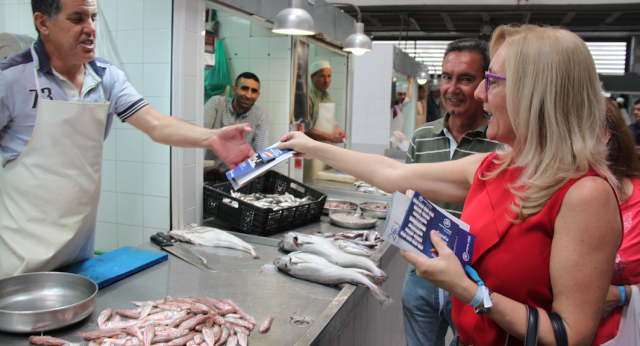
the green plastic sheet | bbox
[204,38,231,103]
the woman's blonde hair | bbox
[484,24,615,220]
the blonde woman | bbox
[279,25,621,346]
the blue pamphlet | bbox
[382,190,475,268]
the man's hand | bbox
[306,125,347,144]
[408,76,414,84]
[209,123,256,168]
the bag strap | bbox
[548,312,569,346]
[504,305,540,346]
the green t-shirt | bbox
[405,113,504,217]
[308,83,332,127]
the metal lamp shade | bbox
[272,2,315,36]
[416,69,429,85]
[343,23,372,56]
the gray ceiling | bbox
[334,3,640,40]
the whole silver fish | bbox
[97,308,112,328]
[274,252,392,307]
[278,232,387,279]
[225,335,238,346]
[333,239,373,257]
[237,332,248,346]
[171,224,259,259]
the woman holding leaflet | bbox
[279,25,621,346]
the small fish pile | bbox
[324,202,356,210]
[170,224,259,259]
[274,252,392,308]
[360,204,389,211]
[28,296,273,346]
[277,232,391,306]
[313,230,382,257]
[353,181,392,197]
[229,191,313,210]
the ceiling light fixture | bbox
[416,65,429,85]
[272,0,315,36]
[332,2,373,56]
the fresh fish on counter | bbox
[31,296,261,346]
[230,191,314,210]
[259,316,274,333]
[353,180,392,196]
[170,224,259,259]
[279,232,387,280]
[274,252,392,307]
[333,239,374,257]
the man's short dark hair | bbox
[235,72,260,87]
[443,38,490,73]
[32,0,64,33]
[418,85,425,92]
[635,98,640,106]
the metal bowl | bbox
[359,202,389,219]
[323,199,358,214]
[329,211,378,229]
[0,272,97,333]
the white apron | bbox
[392,104,405,134]
[313,103,336,134]
[0,66,109,279]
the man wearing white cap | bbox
[391,77,413,135]
[306,60,346,143]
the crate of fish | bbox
[203,171,327,236]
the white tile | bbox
[182,76,197,122]
[116,129,143,162]
[249,37,269,59]
[353,83,368,99]
[249,22,279,38]
[368,129,389,145]
[143,0,172,30]
[117,224,144,248]
[268,123,288,145]
[254,99,268,113]
[143,63,171,97]
[330,72,347,89]
[117,0,144,31]
[268,59,289,81]
[267,102,289,124]
[0,5,4,33]
[184,207,197,225]
[184,0,198,33]
[143,135,170,164]
[121,63,144,94]
[117,161,143,194]
[95,222,118,252]
[145,97,171,115]
[231,37,251,59]
[183,147,196,166]
[143,29,172,63]
[269,37,290,59]
[143,163,170,197]
[144,196,170,229]
[17,3,34,35]
[99,0,118,31]
[256,80,269,103]
[183,165,197,209]
[249,59,269,77]
[267,81,288,103]
[330,90,345,106]
[117,30,144,64]
[353,97,368,114]
[103,127,117,160]
[101,160,117,192]
[371,82,390,101]
[183,31,198,77]
[229,59,250,83]
[231,17,250,38]
[2,4,18,33]
[117,193,144,226]
[97,191,117,222]
[351,127,367,143]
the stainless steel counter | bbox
[0,213,398,346]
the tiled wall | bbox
[331,249,408,346]
[0,0,174,252]
[351,43,395,155]
[215,11,292,177]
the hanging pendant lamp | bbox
[272,0,315,36]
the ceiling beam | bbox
[441,13,456,31]
[604,12,623,24]
[362,12,384,28]
[562,12,577,24]
[482,13,491,22]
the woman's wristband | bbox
[618,285,627,306]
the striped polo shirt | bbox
[406,112,504,217]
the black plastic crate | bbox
[203,171,327,236]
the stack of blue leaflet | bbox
[225,143,296,190]
[382,190,475,268]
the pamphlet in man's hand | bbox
[381,190,475,268]
[226,143,296,190]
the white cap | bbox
[310,60,331,75]
[396,83,408,93]
[616,97,625,104]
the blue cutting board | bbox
[59,246,168,289]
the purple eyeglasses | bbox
[485,71,506,92]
